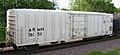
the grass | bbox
[87,49,120,55]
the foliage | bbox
[115,8,120,13]
[0,18,5,41]
[70,0,117,13]
[0,36,5,41]
[0,0,54,19]
[0,0,55,18]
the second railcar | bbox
[113,14,120,35]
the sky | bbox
[112,0,120,8]
[57,0,70,8]
[56,0,120,8]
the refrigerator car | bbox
[6,9,113,49]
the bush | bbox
[0,18,5,41]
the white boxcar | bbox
[6,9,113,46]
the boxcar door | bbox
[102,16,106,35]
[105,16,109,35]
[70,14,86,39]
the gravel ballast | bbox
[30,38,120,55]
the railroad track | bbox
[0,35,120,55]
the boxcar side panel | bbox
[7,9,113,46]
[16,11,27,45]
[37,12,45,44]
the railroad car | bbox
[113,14,120,35]
[6,9,113,50]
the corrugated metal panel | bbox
[6,9,113,46]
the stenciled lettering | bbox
[28,27,44,37]
[28,33,34,37]
[37,32,42,36]
[37,27,44,31]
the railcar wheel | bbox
[23,47,30,51]
[12,44,17,50]
[60,41,65,44]
[50,41,59,44]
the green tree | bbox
[70,0,116,13]
[115,8,120,13]
[0,0,55,18]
